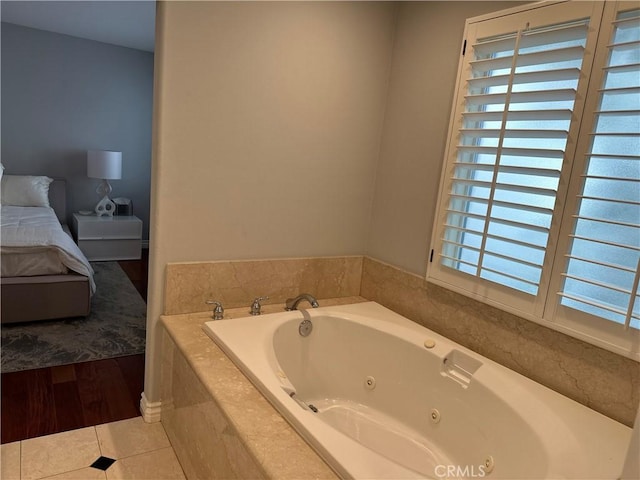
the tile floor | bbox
[1,417,185,480]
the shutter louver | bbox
[441,20,589,295]
[559,10,640,330]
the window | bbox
[428,1,640,360]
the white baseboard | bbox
[139,392,162,423]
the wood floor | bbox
[1,251,149,444]
[118,248,149,302]
[1,355,145,444]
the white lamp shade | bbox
[87,150,122,180]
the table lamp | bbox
[87,150,122,217]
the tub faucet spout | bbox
[285,293,319,311]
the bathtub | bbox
[203,302,631,479]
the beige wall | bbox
[154,1,396,263]
[146,1,397,405]
[367,1,530,275]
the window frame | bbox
[426,0,640,361]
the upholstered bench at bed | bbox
[1,274,91,324]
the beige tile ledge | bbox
[161,296,366,480]
[164,256,363,315]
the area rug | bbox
[1,262,147,373]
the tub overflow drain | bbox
[298,319,313,337]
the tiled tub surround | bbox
[161,296,636,480]
[162,256,639,429]
[203,302,631,479]
[160,298,364,480]
[163,257,362,315]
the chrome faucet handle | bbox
[205,300,224,320]
[249,296,269,316]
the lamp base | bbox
[95,195,116,217]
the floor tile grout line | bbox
[19,439,23,480]
[33,465,103,480]
[95,417,174,461]
[105,443,175,462]
[93,426,103,457]
[92,424,112,478]
[109,446,186,480]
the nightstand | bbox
[72,213,142,261]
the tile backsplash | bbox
[164,256,362,315]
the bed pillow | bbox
[1,175,53,207]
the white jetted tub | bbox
[203,302,631,479]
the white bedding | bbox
[1,205,95,293]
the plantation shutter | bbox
[439,19,590,296]
[430,2,639,359]
[558,9,640,330]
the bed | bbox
[1,175,95,324]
